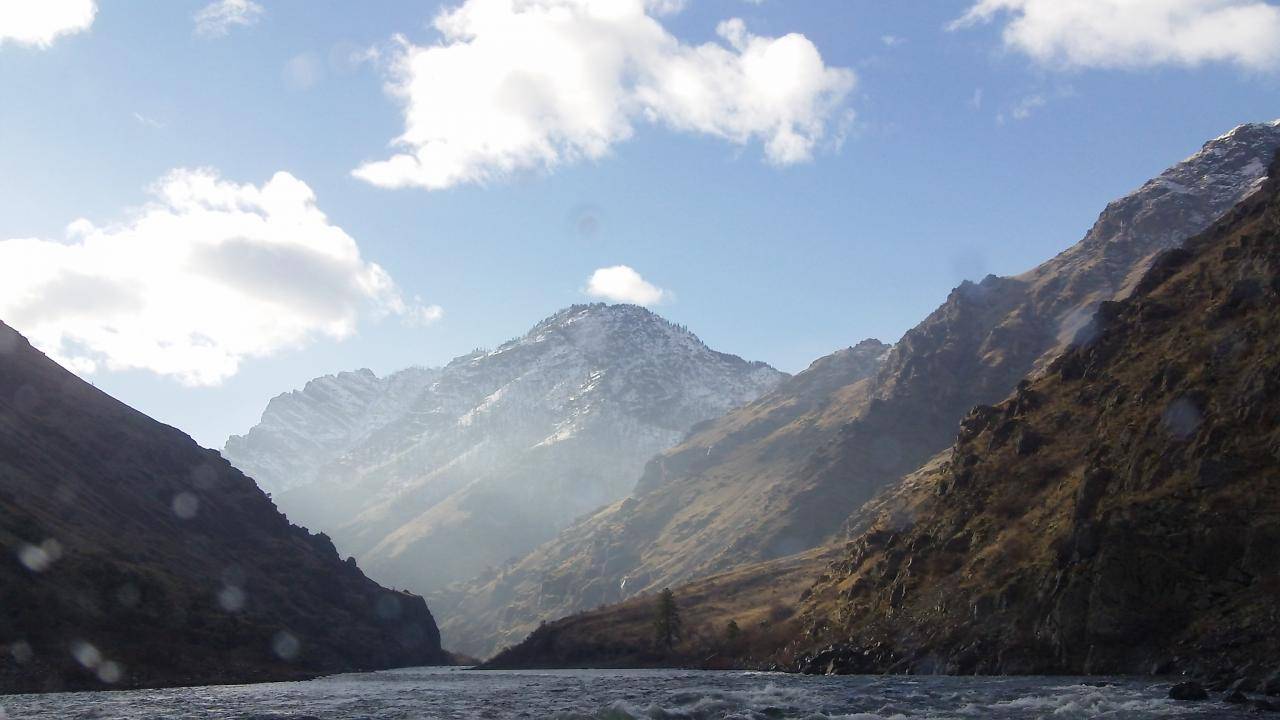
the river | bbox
[0,666,1249,719]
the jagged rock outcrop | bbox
[440,121,1280,659]
[223,304,784,596]
[797,151,1280,677]
[0,322,447,694]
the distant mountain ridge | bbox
[0,321,446,694]
[224,366,441,496]
[223,303,785,597]
[440,120,1280,659]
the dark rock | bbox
[1169,681,1209,701]
[1262,669,1280,696]
[1233,676,1260,694]
[1225,690,1249,704]
[1015,428,1044,456]
[1252,699,1279,713]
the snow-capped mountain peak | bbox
[222,303,785,593]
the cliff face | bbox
[798,154,1280,677]
[0,322,447,694]
[439,122,1280,659]
[224,304,783,599]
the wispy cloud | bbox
[132,112,165,129]
[354,0,855,191]
[0,0,96,48]
[997,93,1045,124]
[194,0,264,38]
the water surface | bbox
[0,667,1248,719]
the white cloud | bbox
[354,0,855,191]
[881,34,905,47]
[0,0,96,48]
[0,169,437,386]
[953,0,1280,71]
[194,0,264,38]
[585,266,668,306]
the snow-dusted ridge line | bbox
[222,302,788,593]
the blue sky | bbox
[1,0,1278,447]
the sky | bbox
[1,0,1278,448]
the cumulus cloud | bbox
[953,0,1280,71]
[0,169,438,386]
[0,0,96,48]
[354,0,855,190]
[194,0,264,38]
[585,266,668,306]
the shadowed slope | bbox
[0,322,447,693]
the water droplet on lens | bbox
[190,464,217,490]
[70,640,101,669]
[116,583,141,608]
[376,594,402,620]
[272,631,300,661]
[17,539,62,573]
[218,585,245,612]
[9,641,32,664]
[1162,397,1202,439]
[172,492,199,519]
[96,660,123,684]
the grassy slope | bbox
[483,545,839,669]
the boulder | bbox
[1169,681,1208,701]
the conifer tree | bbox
[653,587,682,650]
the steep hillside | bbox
[0,322,447,694]
[484,545,840,670]
[798,151,1280,678]
[441,121,1280,658]
[435,339,887,657]
[224,304,784,595]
